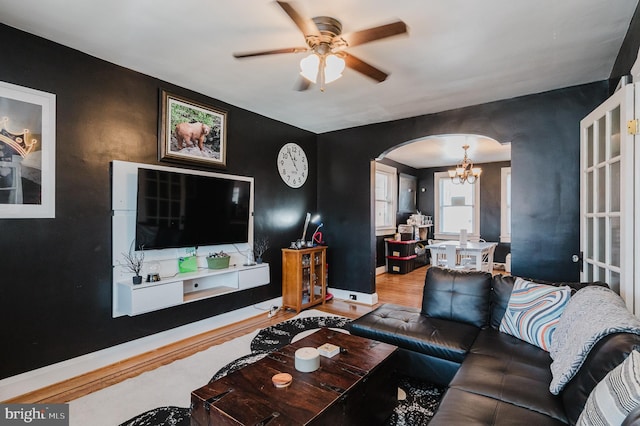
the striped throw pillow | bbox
[578,350,640,425]
[499,278,571,351]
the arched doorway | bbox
[374,134,511,276]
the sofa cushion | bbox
[499,278,571,351]
[490,274,516,329]
[471,326,555,366]
[578,350,640,425]
[422,267,492,328]
[449,328,567,423]
[429,388,567,426]
[348,303,479,363]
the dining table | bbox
[425,240,498,271]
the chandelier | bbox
[448,144,482,184]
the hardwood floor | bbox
[374,264,427,308]
[7,265,431,404]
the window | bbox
[501,167,511,243]
[375,162,397,236]
[434,171,480,239]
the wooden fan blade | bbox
[275,1,320,37]
[233,47,308,58]
[341,21,408,47]
[343,53,389,83]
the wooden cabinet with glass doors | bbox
[282,246,326,312]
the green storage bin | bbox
[178,255,198,273]
[207,256,230,269]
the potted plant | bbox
[122,241,144,284]
[207,250,231,269]
[253,236,269,264]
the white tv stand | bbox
[114,262,269,317]
[111,160,269,317]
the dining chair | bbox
[480,244,496,272]
[435,244,459,269]
[458,243,495,272]
[458,246,479,269]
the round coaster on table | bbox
[272,373,293,388]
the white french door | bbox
[579,83,638,314]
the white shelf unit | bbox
[114,263,270,317]
[111,160,269,317]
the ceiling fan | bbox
[233,1,408,91]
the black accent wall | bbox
[2,6,637,380]
[0,24,316,379]
[317,83,610,295]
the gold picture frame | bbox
[158,90,227,167]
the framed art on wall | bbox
[159,90,227,168]
[0,81,56,218]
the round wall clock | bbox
[277,142,308,188]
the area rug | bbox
[69,310,346,425]
[209,315,351,382]
[81,315,444,426]
[118,377,444,426]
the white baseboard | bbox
[0,297,282,401]
[375,265,386,275]
[328,287,378,305]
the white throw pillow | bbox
[578,350,640,425]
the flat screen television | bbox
[135,167,252,250]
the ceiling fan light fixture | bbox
[233,2,408,92]
[299,53,345,86]
[299,54,320,83]
[324,54,345,83]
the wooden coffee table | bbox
[191,327,398,425]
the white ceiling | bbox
[384,135,511,168]
[0,0,636,166]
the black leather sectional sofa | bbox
[349,267,640,425]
